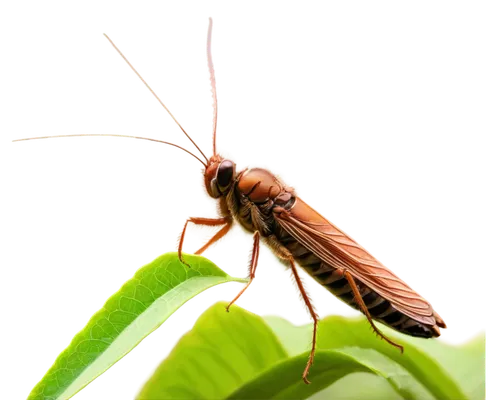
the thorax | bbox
[225,168,295,235]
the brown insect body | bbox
[205,157,446,339]
[16,20,446,384]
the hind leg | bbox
[344,271,404,353]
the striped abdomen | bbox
[278,228,438,338]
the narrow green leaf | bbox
[28,253,247,400]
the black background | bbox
[4,7,486,398]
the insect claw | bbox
[302,356,314,384]
[178,255,192,269]
[302,366,312,384]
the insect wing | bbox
[274,197,437,326]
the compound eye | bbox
[217,160,234,188]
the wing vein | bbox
[274,198,436,324]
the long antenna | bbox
[207,18,218,156]
[101,32,208,162]
[10,132,207,168]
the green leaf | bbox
[137,302,288,400]
[309,372,404,400]
[134,302,486,400]
[226,350,371,400]
[317,313,486,400]
[333,347,433,400]
[27,253,247,400]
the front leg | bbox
[226,231,260,312]
[178,216,232,266]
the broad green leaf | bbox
[134,302,486,400]
[262,313,486,400]
[263,315,311,357]
[264,316,474,400]
[335,347,433,399]
[28,253,247,400]
[309,372,404,400]
[137,302,288,400]
[226,350,371,400]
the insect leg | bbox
[194,223,231,254]
[226,231,260,312]
[344,271,404,353]
[267,235,319,384]
[178,216,232,266]
[288,257,319,384]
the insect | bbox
[15,19,446,384]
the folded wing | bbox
[274,197,438,326]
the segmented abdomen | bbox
[277,228,437,338]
